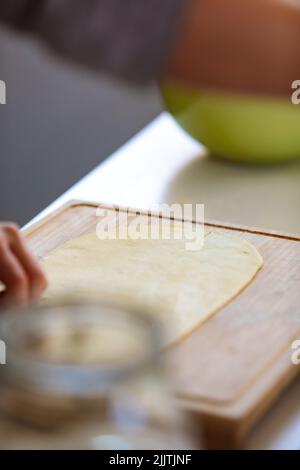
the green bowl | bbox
[162,84,300,164]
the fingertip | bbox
[31,272,48,300]
[4,222,20,236]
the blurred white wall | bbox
[0,26,162,225]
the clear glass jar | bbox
[0,301,196,450]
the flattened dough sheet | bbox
[41,225,263,345]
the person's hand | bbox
[165,0,300,97]
[0,223,48,308]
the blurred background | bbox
[0,26,162,225]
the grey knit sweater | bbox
[0,0,184,84]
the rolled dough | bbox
[41,226,263,345]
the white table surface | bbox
[25,113,300,450]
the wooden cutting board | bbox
[24,200,300,449]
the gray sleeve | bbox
[0,0,185,85]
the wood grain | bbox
[24,200,300,449]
